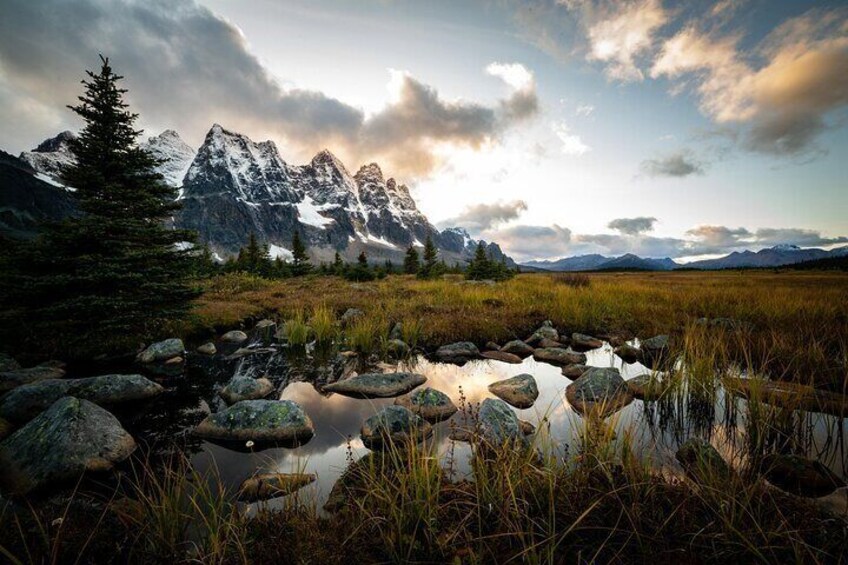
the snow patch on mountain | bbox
[142,130,195,189]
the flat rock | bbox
[626,374,666,401]
[0,366,66,395]
[193,400,313,446]
[136,338,184,364]
[571,333,603,350]
[481,350,523,364]
[221,330,248,344]
[488,374,539,409]
[219,376,275,405]
[614,344,641,363]
[525,321,558,346]
[360,405,432,450]
[537,338,566,349]
[323,372,426,399]
[395,387,457,422]
[562,364,588,379]
[533,347,587,367]
[565,367,633,417]
[197,342,217,355]
[238,473,316,502]
[500,340,535,358]
[434,342,480,364]
[0,397,136,495]
[759,454,846,498]
[478,398,527,448]
[675,438,731,484]
[0,374,164,424]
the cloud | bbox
[607,216,657,235]
[575,104,594,116]
[640,150,705,177]
[481,224,573,260]
[552,121,590,155]
[438,200,528,233]
[651,8,848,156]
[0,0,538,179]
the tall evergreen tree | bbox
[466,241,493,280]
[333,251,344,275]
[403,244,420,274]
[291,230,312,276]
[0,56,199,357]
[417,234,441,279]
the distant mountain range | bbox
[522,244,848,272]
[3,127,514,266]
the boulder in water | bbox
[221,330,249,344]
[614,344,641,364]
[394,387,457,423]
[500,340,534,358]
[197,342,217,356]
[566,367,633,417]
[193,400,314,447]
[488,374,539,409]
[759,453,845,497]
[136,338,184,364]
[434,342,480,365]
[323,372,426,398]
[561,364,588,379]
[218,376,275,405]
[481,350,523,364]
[533,347,587,367]
[626,374,666,401]
[675,438,732,484]
[0,366,66,395]
[571,333,603,350]
[360,405,433,450]
[477,398,527,448]
[640,335,669,364]
[525,321,558,346]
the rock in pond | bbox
[136,338,184,364]
[0,397,136,495]
[640,335,669,364]
[562,364,588,379]
[626,374,667,401]
[221,330,249,344]
[238,473,316,502]
[759,454,846,498]
[478,398,527,448]
[0,353,21,372]
[525,321,559,346]
[614,344,641,364]
[360,405,433,450]
[197,342,217,356]
[0,366,66,395]
[565,367,633,417]
[533,347,587,367]
[219,376,275,405]
[537,338,566,349]
[395,387,457,423]
[323,372,426,399]
[488,374,539,409]
[500,340,535,358]
[193,400,313,447]
[434,342,480,364]
[675,438,732,484]
[0,374,164,424]
[481,350,523,364]
[571,333,603,350]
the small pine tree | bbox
[333,251,344,275]
[466,241,493,280]
[345,250,375,281]
[403,244,420,274]
[417,234,441,279]
[291,230,312,276]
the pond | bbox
[113,339,848,511]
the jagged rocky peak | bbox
[19,131,78,180]
[355,162,385,184]
[142,130,195,188]
[34,131,76,153]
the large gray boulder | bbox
[360,405,432,450]
[488,374,539,409]
[571,333,603,350]
[500,340,535,358]
[323,372,426,398]
[0,397,136,495]
[565,367,633,416]
[533,348,587,367]
[0,374,164,424]
[395,387,457,423]
[434,342,480,364]
[218,376,275,405]
[478,398,527,447]
[0,366,66,395]
[193,400,314,447]
[136,338,184,364]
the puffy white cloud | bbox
[552,121,590,155]
[438,200,528,234]
[640,150,705,177]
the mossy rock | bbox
[571,333,603,350]
[500,340,535,358]
[478,398,527,448]
[562,364,588,379]
[0,366,66,395]
[626,374,666,401]
[323,372,426,399]
[759,453,845,497]
[395,387,457,423]
[193,400,313,447]
[488,374,539,409]
[614,344,641,364]
[218,376,275,405]
[533,347,587,367]
[360,405,432,450]
[566,367,633,417]
[525,321,559,346]
[434,342,480,365]
[136,338,184,364]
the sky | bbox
[1,0,847,262]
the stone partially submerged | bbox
[434,342,480,365]
[0,397,136,495]
[533,347,587,367]
[193,400,314,448]
[477,398,527,448]
[360,405,433,450]
[565,367,633,417]
[614,344,641,364]
[561,364,588,379]
[571,333,603,350]
[481,350,523,364]
[0,366,66,395]
[323,372,426,399]
[500,340,535,358]
[218,376,275,405]
[640,335,670,364]
[626,374,667,401]
[238,472,316,502]
[395,387,457,422]
[759,454,846,498]
[0,374,164,424]
[488,374,539,409]
[136,338,184,364]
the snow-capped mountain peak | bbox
[142,130,195,189]
[19,131,77,181]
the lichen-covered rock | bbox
[197,342,217,355]
[565,367,633,416]
[323,372,426,398]
[0,397,136,495]
[759,454,845,497]
[488,374,539,409]
[614,344,641,363]
[136,338,184,364]
[525,321,558,345]
[221,330,248,344]
[193,400,313,446]
[675,438,731,484]
[0,366,66,395]
[360,405,432,450]
[571,333,603,350]
[640,335,669,364]
[0,374,164,424]
[0,354,21,372]
[533,348,587,367]
[395,387,457,422]
[386,339,410,359]
[478,398,527,447]
[218,376,275,405]
[562,364,588,379]
[238,473,316,502]
[434,342,480,365]
[500,340,534,358]
[481,350,523,364]
[626,374,666,400]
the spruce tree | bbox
[0,56,199,357]
[333,251,344,275]
[466,241,492,280]
[403,244,420,274]
[291,230,311,276]
[418,234,441,279]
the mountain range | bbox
[3,126,513,266]
[522,244,848,271]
